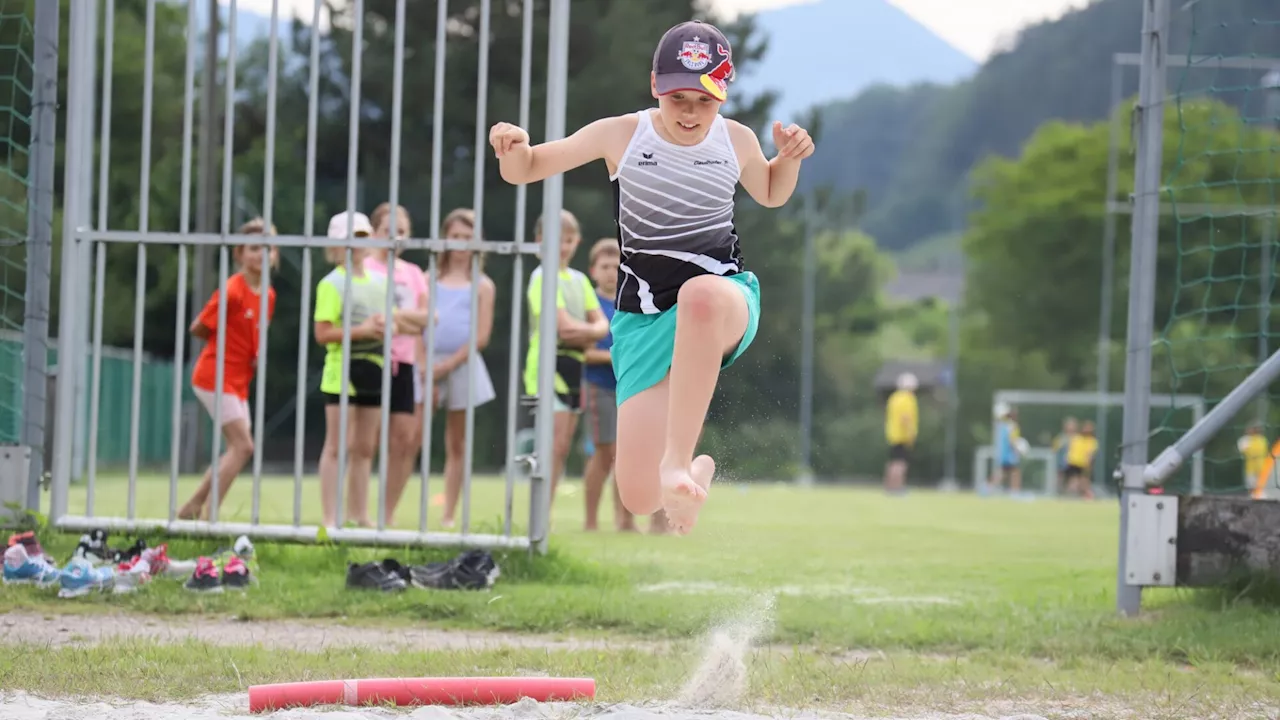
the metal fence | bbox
[48,0,572,554]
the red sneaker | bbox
[221,555,252,590]
[184,557,222,593]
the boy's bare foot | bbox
[659,464,708,535]
[649,510,671,535]
[691,454,716,491]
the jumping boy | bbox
[491,20,814,534]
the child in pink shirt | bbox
[364,202,430,526]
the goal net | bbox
[986,390,1205,496]
[1136,1,1280,496]
[0,0,33,445]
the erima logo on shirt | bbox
[638,152,658,167]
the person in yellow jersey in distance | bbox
[883,372,919,495]
[1063,420,1098,500]
[1237,423,1269,498]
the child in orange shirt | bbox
[179,219,279,520]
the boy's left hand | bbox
[772,121,814,161]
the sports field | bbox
[1,474,1277,718]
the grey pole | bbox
[22,0,58,511]
[1116,0,1169,618]
[942,253,961,487]
[531,0,571,555]
[1260,70,1280,428]
[189,0,221,473]
[51,0,95,521]
[796,194,817,486]
[1097,60,1123,496]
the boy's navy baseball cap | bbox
[652,20,735,102]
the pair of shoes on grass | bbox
[72,529,147,566]
[184,555,253,593]
[346,550,500,593]
[5,544,122,598]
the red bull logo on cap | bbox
[678,39,712,70]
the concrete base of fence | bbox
[1177,495,1280,587]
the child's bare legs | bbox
[319,405,343,527]
[549,410,579,505]
[319,404,381,528]
[345,406,381,528]
[583,440,616,531]
[442,409,468,528]
[179,418,253,520]
[382,405,422,527]
[658,276,749,533]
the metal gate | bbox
[49,0,571,554]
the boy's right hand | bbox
[489,122,529,158]
[356,314,385,340]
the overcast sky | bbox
[228,0,1093,62]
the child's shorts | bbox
[322,358,384,407]
[610,271,761,408]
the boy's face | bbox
[239,243,265,273]
[377,211,410,240]
[558,229,580,267]
[591,255,619,294]
[651,77,722,145]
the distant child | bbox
[883,372,918,495]
[427,207,498,529]
[1238,423,1269,498]
[581,238,634,532]
[314,211,390,529]
[989,405,1023,494]
[364,202,431,526]
[1052,416,1078,493]
[523,210,610,506]
[180,218,279,521]
[1064,420,1098,500]
[491,20,813,533]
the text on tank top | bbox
[609,109,743,315]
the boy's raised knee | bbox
[676,276,733,323]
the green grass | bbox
[2,639,1274,716]
[4,474,1280,708]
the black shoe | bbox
[72,531,110,565]
[111,538,147,565]
[380,558,411,583]
[345,562,406,592]
[409,550,500,590]
[220,554,252,590]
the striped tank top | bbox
[608,109,743,315]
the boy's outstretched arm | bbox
[491,116,632,186]
[729,120,816,208]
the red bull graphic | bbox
[700,57,734,100]
[678,40,711,70]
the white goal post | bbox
[991,390,1206,495]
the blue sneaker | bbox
[2,543,61,587]
[58,556,114,598]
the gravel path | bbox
[0,611,670,653]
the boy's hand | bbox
[356,314,385,340]
[490,122,530,158]
[772,121,814,161]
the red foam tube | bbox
[248,676,597,713]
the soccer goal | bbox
[1106,0,1280,615]
[990,390,1206,496]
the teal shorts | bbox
[610,271,761,408]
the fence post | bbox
[51,0,96,521]
[1115,0,1169,618]
[22,0,59,511]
